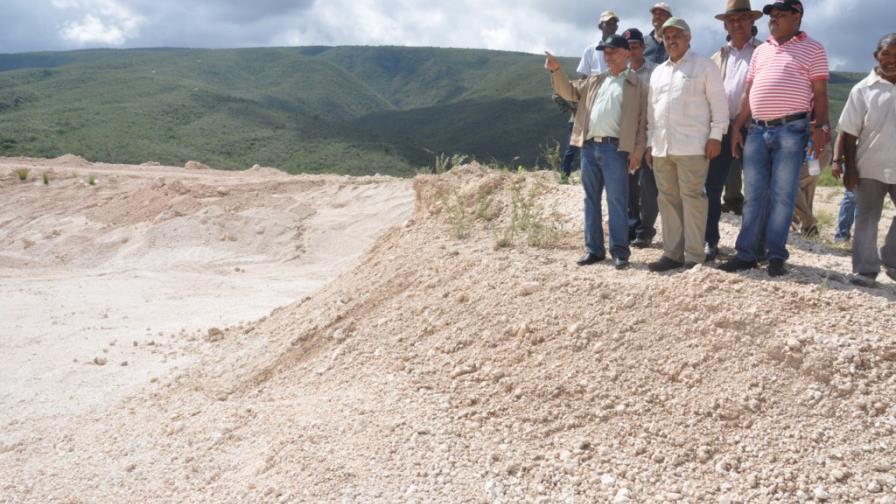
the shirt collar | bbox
[867,68,896,86]
[728,37,757,52]
[768,31,807,47]
[665,49,692,67]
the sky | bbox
[1,0,891,71]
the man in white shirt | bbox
[705,0,763,261]
[838,33,896,286]
[577,11,619,77]
[646,17,729,271]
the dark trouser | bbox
[853,179,896,276]
[628,159,659,241]
[561,122,580,176]
[723,155,744,210]
[705,131,735,248]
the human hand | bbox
[811,127,830,158]
[645,148,653,169]
[544,52,561,72]
[831,161,843,180]
[628,155,640,174]
[731,129,744,159]
[705,139,722,161]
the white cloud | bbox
[53,0,144,47]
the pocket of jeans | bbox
[786,119,809,134]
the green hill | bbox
[0,46,861,176]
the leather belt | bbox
[752,112,809,127]
[585,136,619,145]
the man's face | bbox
[600,18,619,35]
[652,10,672,32]
[768,8,800,39]
[663,27,691,59]
[603,46,630,69]
[876,44,896,78]
[628,40,645,61]
[723,12,755,41]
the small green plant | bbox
[496,176,563,249]
[538,140,562,173]
[815,209,835,232]
[42,172,49,185]
[87,173,96,186]
[15,168,29,181]
[430,152,470,174]
[439,186,470,239]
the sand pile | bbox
[48,153,92,167]
[1,164,893,503]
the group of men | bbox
[545,0,896,286]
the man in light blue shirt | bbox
[547,34,649,270]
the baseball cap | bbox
[600,10,619,23]
[650,2,673,15]
[622,28,645,43]
[762,0,803,15]
[597,34,631,51]
[660,17,691,36]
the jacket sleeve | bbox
[551,69,585,103]
[705,60,730,141]
[634,81,649,160]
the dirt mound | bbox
[185,160,210,170]
[1,165,894,502]
[49,154,92,167]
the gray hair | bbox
[876,33,896,54]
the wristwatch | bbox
[817,124,831,133]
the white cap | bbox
[600,10,619,23]
[650,2,672,15]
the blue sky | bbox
[2,0,891,71]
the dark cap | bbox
[597,34,631,51]
[762,0,803,15]
[621,28,645,43]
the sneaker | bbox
[718,257,757,273]
[613,257,630,270]
[767,259,787,277]
[833,235,851,244]
[648,256,684,272]
[632,236,653,249]
[849,273,877,287]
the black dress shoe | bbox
[648,256,684,272]
[767,259,787,277]
[704,243,719,262]
[632,237,653,249]
[613,257,630,270]
[576,253,605,266]
[718,257,758,273]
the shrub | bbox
[16,168,29,181]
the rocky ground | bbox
[1,160,894,503]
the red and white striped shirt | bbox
[747,32,829,121]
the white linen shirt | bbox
[577,43,607,76]
[722,40,755,118]
[648,49,729,157]
[837,69,896,184]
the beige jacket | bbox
[550,69,649,159]
[711,38,762,78]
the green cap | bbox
[660,17,691,36]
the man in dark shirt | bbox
[644,2,672,64]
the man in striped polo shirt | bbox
[719,0,830,277]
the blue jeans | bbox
[581,141,630,260]
[735,118,810,262]
[561,123,580,176]
[835,189,856,240]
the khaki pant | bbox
[653,155,710,263]
[793,162,819,232]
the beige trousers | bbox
[793,162,819,232]
[653,155,710,263]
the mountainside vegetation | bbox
[0,46,862,176]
